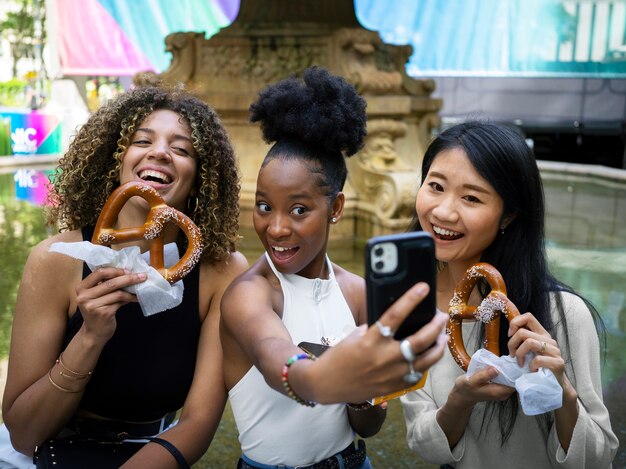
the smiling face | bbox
[415,147,505,269]
[118,109,197,212]
[254,157,341,278]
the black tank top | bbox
[63,226,201,421]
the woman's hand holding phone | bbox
[300,282,448,405]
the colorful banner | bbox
[50,0,238,76]
[13,168,53,206]
[49,0,626,79]
[355,0,626,78]
[0,109,62,155]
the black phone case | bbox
[298,341,331,357]
[365,231,436,340]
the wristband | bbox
[148,437,190,469]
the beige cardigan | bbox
[401,291,618,468]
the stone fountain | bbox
[150,0,442,252]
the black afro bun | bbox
[249,66,367,157]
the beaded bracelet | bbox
[281,353,317,407]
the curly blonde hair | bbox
[46,85,241,262]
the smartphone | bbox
[365,231,436,340]
[298,341,330,357]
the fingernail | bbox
[137,273,147,280]
[416,282,429,295]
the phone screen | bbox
[365,231,436,340]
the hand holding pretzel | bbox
[92,181,203,284]
[447,263,520,370]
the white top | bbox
[228,253,356,466]
[401,292,618,468]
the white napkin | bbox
[466,348,563,415]
[49,241,184,316]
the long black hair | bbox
[249,66,367,203]
[411,121,605,443]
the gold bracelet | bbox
[48,369,83,393]
[57,352,93,379]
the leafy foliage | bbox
[0,0,45,79]
[0,79,28,107]
[0,196,49,358]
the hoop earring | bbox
[187,195,198,214]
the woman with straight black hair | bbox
[401,121,617,468]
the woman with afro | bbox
[221,66,448,468]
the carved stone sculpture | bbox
[150,0,442,250]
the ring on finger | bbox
[375,321,394,338]
[400,339,417,362]
[404,361,423,384]
[540,341,547,354]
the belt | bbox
[69,412,177,440]
[238,440,366,469]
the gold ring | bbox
[540,341,546,354]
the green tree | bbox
[0,0,46,79]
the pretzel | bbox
[447,262,520,371]
[92,181,203,284]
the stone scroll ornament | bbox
[447,262,521,371]
[92,181,203,284]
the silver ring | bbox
[375,321,394,338]
[540,341,547,354]
[404,361,424,384]
[400,339,417,362]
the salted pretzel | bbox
[92,181,203,284]
[447,262,520,371]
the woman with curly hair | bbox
[220,66,448,469]
[0,85,248,468]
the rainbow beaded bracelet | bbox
[281,353,318,407]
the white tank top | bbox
[228,253,357,465]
